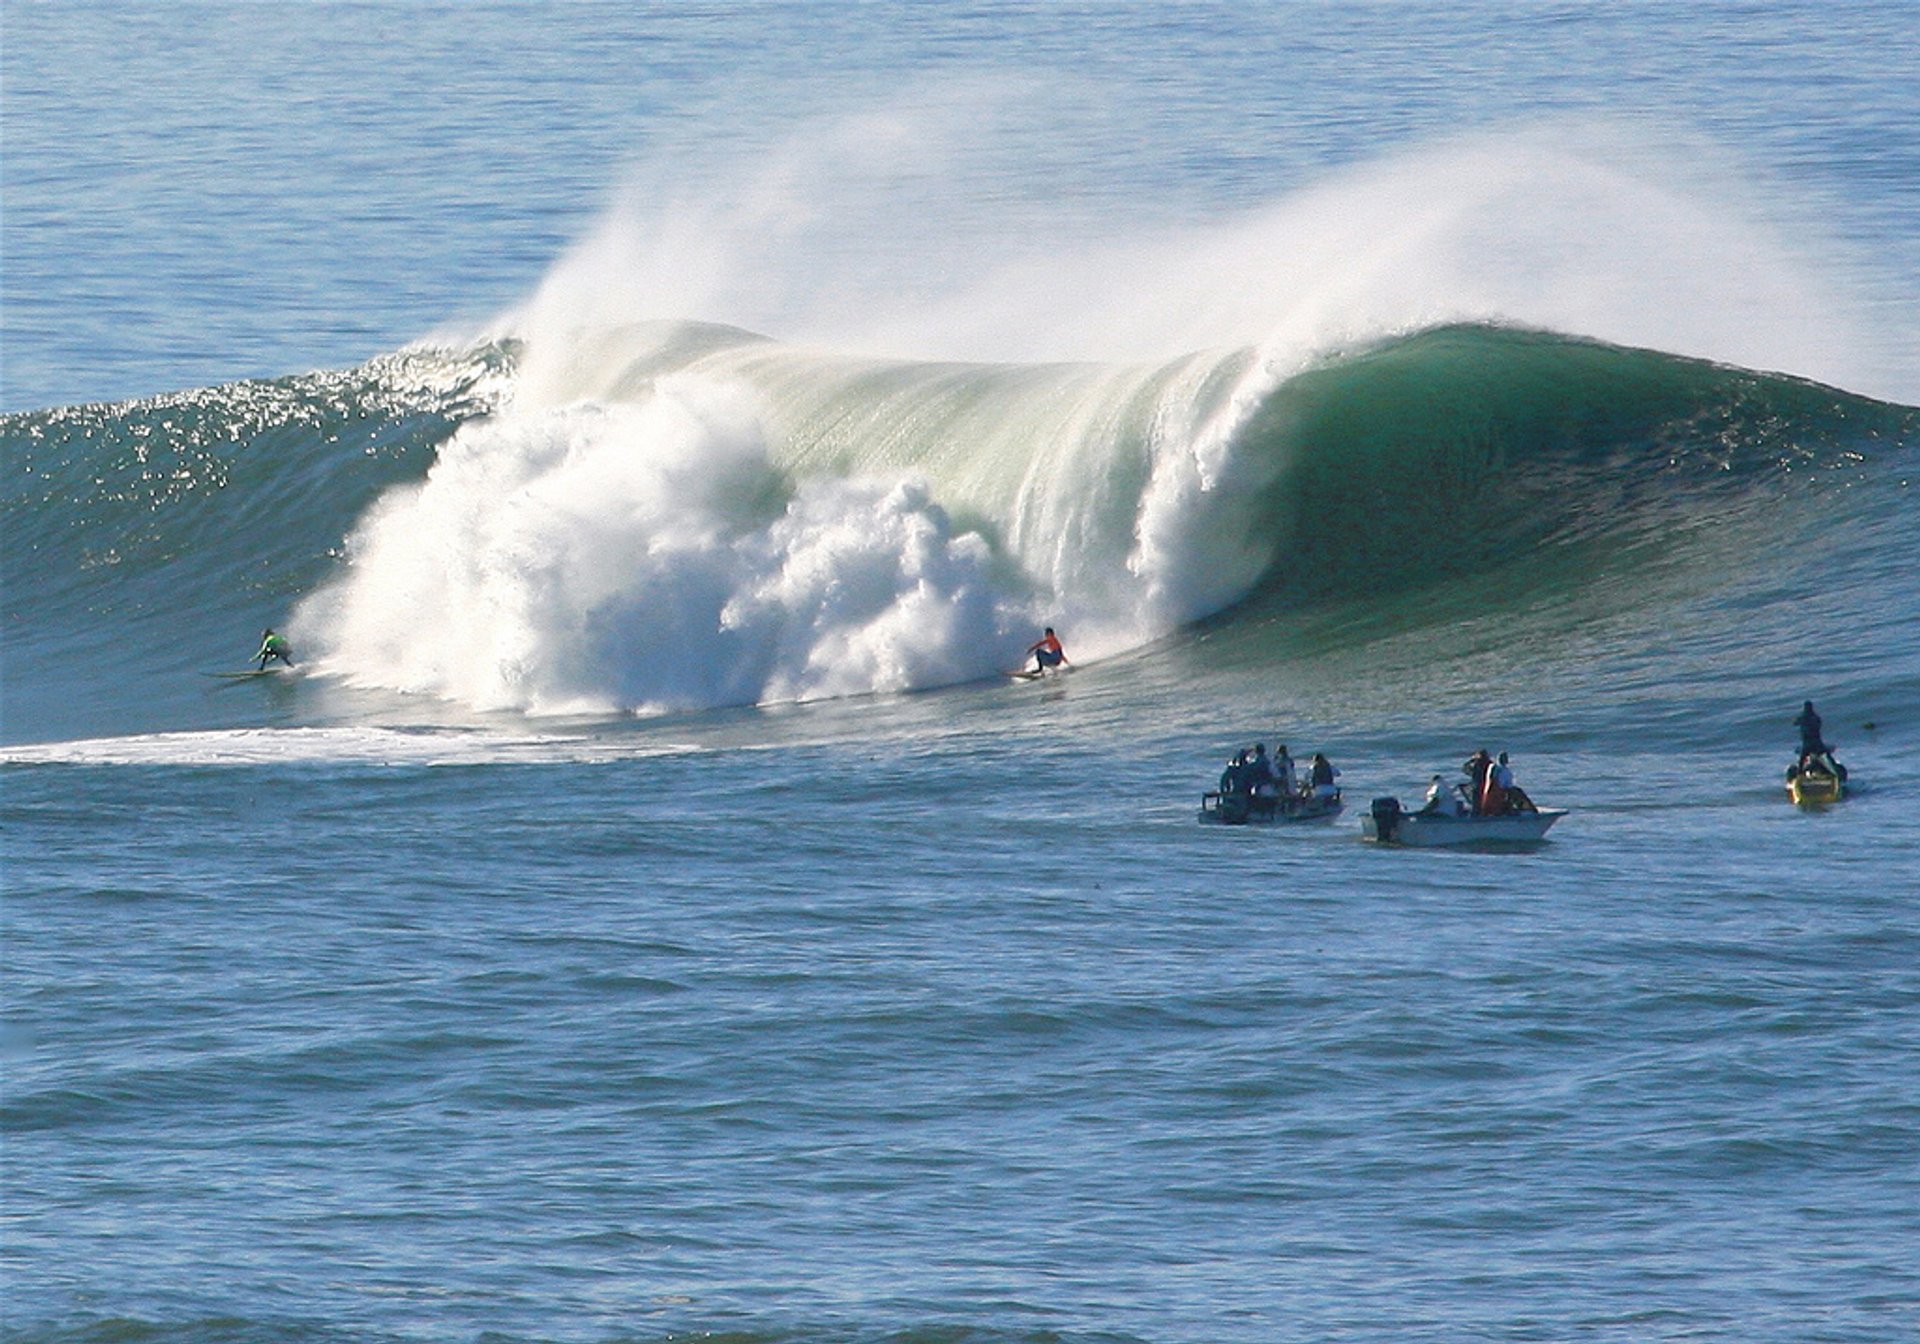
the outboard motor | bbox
[1370,796,1403,842]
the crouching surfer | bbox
[256,628,294,671]
[1024,627,1070,676]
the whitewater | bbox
[4,5,1919,1344]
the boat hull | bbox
[1787,772,1844,806]
[1199,790,1344,825]
[1362,805,1567,846]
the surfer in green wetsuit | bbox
[255,628,294,670]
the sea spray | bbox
[496,115,1889,395]
[296,375,1039,715]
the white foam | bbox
[0,726,670,768]
[294,375,1041,715]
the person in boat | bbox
[1493,751,1538,813]
[1220,749,1251,796]
[1461,749,1493,815]
[1479,751,1511,815]
[255,627,294,670]
[1248,743,1278,797]
[1307,752,1340,801]
[1272,744,1298,799]
[1422,773,1467,817]
[1025,627,1069,675]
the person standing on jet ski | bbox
[1791,701,1847,781]
[1795,701,1828,757]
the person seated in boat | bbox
[1307,752,1340,801]
[1025,627,1069,676]
[1461,749,1493,815]
[1422,773,1467,817]
[1492,751,1538,813]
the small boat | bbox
[1786,762,1845,806]
[1199,789,1344,826]
[1361,795,1566,846]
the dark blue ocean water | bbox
[4,4,1919,1343]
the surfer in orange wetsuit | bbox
[1025,627,1069,675]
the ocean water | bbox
[3,4,1919,1342]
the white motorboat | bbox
[1361,795,1566,846]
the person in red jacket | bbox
[1025,627,1069,676]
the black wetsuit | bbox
[1795,705,1827,757]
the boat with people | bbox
[1198,787,1344,825]
[1361,752,1564,846]
[1200,743,1344,826]
[1361,795,1567,846]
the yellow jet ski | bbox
[1786,755,1847,806]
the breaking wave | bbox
[5,127,1915,734]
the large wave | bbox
[285,120,1915,718]
[283,319,1912,718]
[6,125,1915,735]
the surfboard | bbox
[207,668,286,679]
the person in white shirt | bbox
[1272,744,1298,798]
[1423,773,1466,816]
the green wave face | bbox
[3,323,1911,737]
[1231,324,1914,598]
